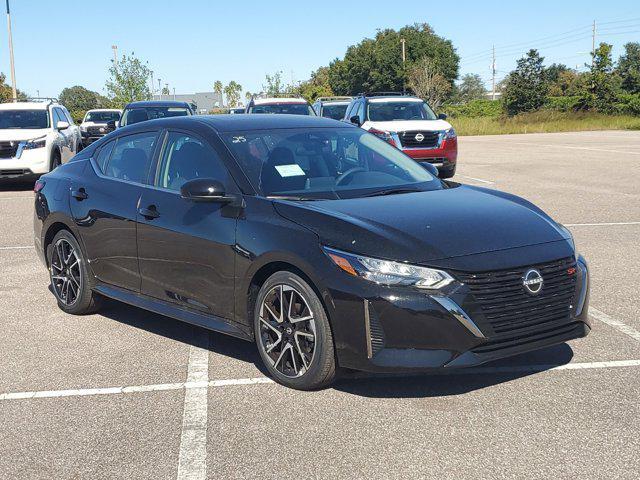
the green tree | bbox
[579,43,620,112]
[502,49,548,115]
[296,67,333,102]
[105,52,151,108]
[328,23,458,96]
[214,80,224,104]
[0,72,27,102]
[618,42,640,94]
[455,73,486,103]
[263,71,284,96]
[59,85,101,112]
[224,81,242,107]
[407,57,451,110]
[547,69,584,97]
[161,85,170,95]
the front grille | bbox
[86,126,106,136]
[399,130,440,148]
[0,141,19,159]
[455,257,577,337]
[0,169,29,176]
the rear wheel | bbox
[254,271,336,390]
[48,230,102,315]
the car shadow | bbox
[72,295,575,397]
[0,178,37,191]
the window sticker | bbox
[274,164,305,177]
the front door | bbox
[70,130,160,291]
[137,130,238,320]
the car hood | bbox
[81,121,108,127]
[273,185,571,264]
[365,119,452,133]
[0,129,48,141]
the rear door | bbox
[136,129,238,320]
[70,130,160,292]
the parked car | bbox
[80,109,121,147]
[312,96,352,120]
[0,98,81,179]
[34,115,590,390]
[343,92,457,178]
[228,107,245,114]
[112,101,193,129]
[246,95,315,115]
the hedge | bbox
[444,99,502,118]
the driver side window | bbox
[157,131,228,191]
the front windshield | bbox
[0,110,49,129]
[221,127,440,199]
[321,104,349,120]
[85,111,120,123]
[368,101,437,121]
[121,107,190,126]
[250,103,315,116]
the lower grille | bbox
[365,300,385,357]
[472,322,584,354]
[399,130,439,148]
[455,257,577,337]
[0,141,19,159]
[0,169,30,176]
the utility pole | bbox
[173,87,176,101]
[6,0,17,101]
[491,45,496,101]
[157,79,162,97]
[591,20,596,69]
[150,70,154,97]
[111,45,118,71]
[400,37,406,93]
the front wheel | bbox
[254,271,336,390]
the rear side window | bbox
[103,131,158,184]
[52,108,66,126]
[156,131,228,191]
[94,141,114,173]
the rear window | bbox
[321,104,349,120]
[249,104,315,115]
[121,107,190,126]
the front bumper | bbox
[324,245,590,373]
[81,131,107,146]
[0,148,50,177]
[397,136,458,172]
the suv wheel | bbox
[48,230,102,315]
[50,150,61,171]
[254,272,336,390]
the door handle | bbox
[138,206,160,220]
[71,188,88,200]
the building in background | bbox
[152,92,224,113]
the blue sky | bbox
[2,0,639,100]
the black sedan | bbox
[34,114,590,389]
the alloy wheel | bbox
[50,238,82,307]
[259,284,317,378]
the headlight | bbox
[444,128,456,140]
[323,246,454,290]
[22,136,46,149]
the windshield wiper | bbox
[360,187,423,198]
[267,195,318,201]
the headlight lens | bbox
[444,128,456,140]
[22,136,46,149]
[323,247,454,290]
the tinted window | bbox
[120,107,190,126]
[104,132,158,184]
[62,107,74,124]
[367,101,437,121]
[94,141,114,173]
[0,110,49,129]
[250,104,315,115]
[85,111,121,122]
[53,108,66,125]
[157,132,227,191]
[321,104,349,120]
[221,127,438,199]
[345,101,358,120]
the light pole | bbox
[6,0,17,101]
[400,37,406,93]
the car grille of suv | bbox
[399,131,440,148]
[87,126,106,136]
[0,141,19,159]
[455,257,577,337]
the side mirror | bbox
[56,121,70,130]
[180,178,234,203]
[420,162,439,177]
[350,115,361,126]
[437,113,448,120]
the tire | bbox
[50,150,61,171]
[48,230,102,315]
[254,271,336,390]
[438,164,456,179]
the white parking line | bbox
[177,332,210,480]
[0,196,32,200]
[457,174,495,184]
[509,142,640,156]
[565,222,640,227]
[590,308,640,343]
[0,246,32,250]
[2,359,639,402]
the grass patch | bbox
[450,111,640,136]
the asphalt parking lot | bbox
[1,130,639,479]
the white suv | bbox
[0,99,81,179]
[80,109,121,147]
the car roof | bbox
[252,97,308,105]
[114,114,352,133]
[367,97,424,103]
[124,101,191,109]
[0,101,52,110]
[86,108,121,112]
